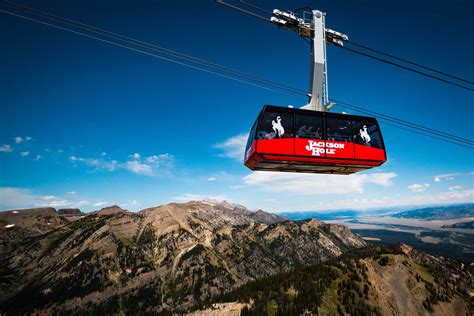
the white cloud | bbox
[33,155,43,161]
[145,156,157,163]
[25,136,32,141]
[270,185,474,212]
[13,136,23,144]
[35,200,71,207]
[402,189,474,206]
[87,159,118,171]
[0,144,13,152]
[214,133,248,161]
[20,151,30,157]
[145,153,173,166]
[433,173,459,182]
[69,153,173,176]
[73,200,90,207]
[69,156,85,162]
[93,201,108,207]
[0,187,90,210]
[37,196,88,208]
[242,172,397,195]
[0,187,39,208]
[449,185,462,191]
[207,177,217,181]
[408,183,430,192]
[69,155,118,171]
[123,160,153,176]
[171,193,229,202]
[120,199,141,208]
[307,196,395,211]
[67,191,77,195]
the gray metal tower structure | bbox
[271,9,348,112]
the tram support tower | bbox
[271,8,348,112]
[302,10,327,112]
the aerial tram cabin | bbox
[229,6,388,174]
[244,105,386,174]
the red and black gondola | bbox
[244,105,387,175]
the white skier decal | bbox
[359,125,371,144]
[272,116,285,138]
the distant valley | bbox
[282,203,474,262]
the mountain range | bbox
[0,201,365,314]
[1,202,472,315]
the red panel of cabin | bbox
[354,144,385,161]
[256,139,294,155]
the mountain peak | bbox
[96,205,126,215]
[201,198,244,210]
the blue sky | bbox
[0,0,473,212]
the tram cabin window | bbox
[295,114,323,139]
[258,111,293,139]
[326,118,353,142]
[246,120,258,152]
[353,121,382,148]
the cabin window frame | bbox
[245,118,259,153]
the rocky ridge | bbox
[0,201,365,314]
[0,200,365,314]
